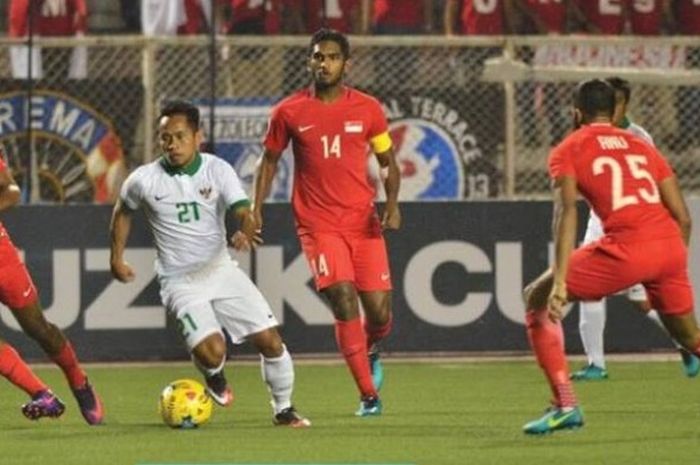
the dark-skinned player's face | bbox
[158,114,202,168]
[308,40,347,89]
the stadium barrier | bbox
[2,199,699,361]
[0,34,699,202]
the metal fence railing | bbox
[1,34,698,203]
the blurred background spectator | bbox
[444,0,514,35]
[286,0,362,34]
[8,0,88,79]
[362,0,433,34]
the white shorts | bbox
[158,253,278,351]
[584,211,648,303]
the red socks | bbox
[0,343,47,396]
[51,342,87,389]
[364,313,393,350]
[335,318,377,398]
[525,310,577,408]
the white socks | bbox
[260,345,294,414]
[579,300,607,368]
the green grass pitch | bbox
[0,360,698,465]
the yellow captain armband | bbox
[369,131,393,154]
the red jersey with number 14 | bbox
[549,123,679,242]
[264,86,388,234]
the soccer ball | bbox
[158,378,213,429]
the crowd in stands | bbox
[2,0,700,38]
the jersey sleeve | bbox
[548,142,575,179]
[217,161,250,210]
[0,152,7,172]
[262,104,290,155]
[119,169,144,210]
[367,98,389,138]
[367,98,392,153]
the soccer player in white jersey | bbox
[571,77,700,381]
[109,100,310,427]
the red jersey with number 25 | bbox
[264,86,388,234]
[549,123,679,242]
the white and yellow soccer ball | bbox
[159,379,213,429]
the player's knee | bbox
[253,329,284,358]
[326,286,359,320]
[194,334,227,368]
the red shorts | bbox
[0,229,38,309]
[566,235,693,316]
[299,227,392,292]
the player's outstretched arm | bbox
[0,167,21,213]
[659,176,692,246]
[252,148,281,232]
[376,147,401,230]
[549,175,578,320]
[109,199,136,283]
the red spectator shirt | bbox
[230,0,281,33]
[526,0,566,33]
[373,0,425,29]
[9,0,87,37]
[628,0,662,35]
[549,123,679,242]
[460,0,504,35]
[264,87,388,234]
[575,0,625,34]
[178,0,208,34]
[676,0,700,34]
[291,0,360,33]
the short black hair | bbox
[574,79,616,120]
[605,76,632,103]
[159,100,200,132]
[309,28,350,59]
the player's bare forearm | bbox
[551,177,578,287]
[659,176,692,245]
[232,203,262,250]
[109,200,135,282]
[377,149,401,230]
[252,150,281,229]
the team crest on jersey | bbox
[199,187,213,199]
[344,121,363,133]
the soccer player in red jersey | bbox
[522,79,698,434]
[0,152,103,425]
[253,29,400,417]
